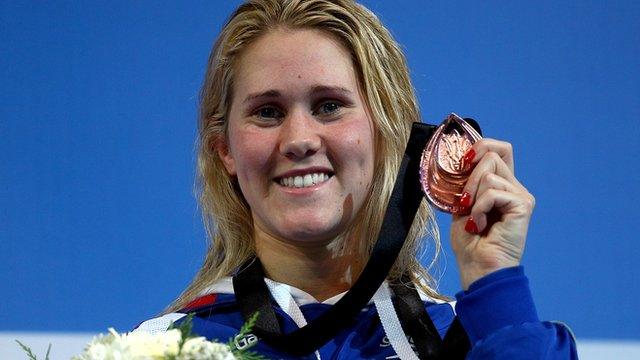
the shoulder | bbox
[132,277,239,334]
[132,312,188,334]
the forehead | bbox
[232,28,358,94]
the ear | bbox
[215,137,237,176]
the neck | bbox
[254,231,362,302]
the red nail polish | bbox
[465,217,479,234]
[458,191,472,208]
[463,148,476,168]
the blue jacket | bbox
[134,267,577,359]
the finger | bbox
[464,138,514,172]
[456,171,516,215]
[475,172,519,204]
[462,152,523,206]
[468,189,533,234]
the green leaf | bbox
[228,312,267,360]
[15,340,39,360]
[236,311,259,340]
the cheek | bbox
[337,120,376,182]
[229,129,275,182]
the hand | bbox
[450,139,536,290]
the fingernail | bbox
[458,191,472,208]
[463,148,476,168]
[465,217,479,234]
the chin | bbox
[276,220,345,245]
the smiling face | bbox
[219,28,375,245]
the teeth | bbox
[279,172,331,188]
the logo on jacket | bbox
[234,333,258,351]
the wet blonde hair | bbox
[167,0,445,312]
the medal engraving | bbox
[437,131,473,173]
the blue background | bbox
[2,1,639,340]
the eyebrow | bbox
[309,85,353,96]
[242,85,353,104]
[243,89,281,104]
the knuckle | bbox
[486,151,501,163]
[505,142,513,154]
[482,172,497,184]
[522,193,536,211]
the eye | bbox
[253,106,284,122]
[313,101,342,117]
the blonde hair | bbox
[167,0,445,312]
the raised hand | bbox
[450,139,536,289]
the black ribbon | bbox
[390,280,470,359]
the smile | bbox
[278,172,333,188]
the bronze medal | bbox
[419,113,482,214]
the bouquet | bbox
[17,313,264,360]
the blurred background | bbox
[2,0,639,358]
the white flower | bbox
[72,328,237,360]
[180,337,236,360]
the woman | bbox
[135,0,577,358]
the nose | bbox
[278,110,321,159]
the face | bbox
[219,28,375,245]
